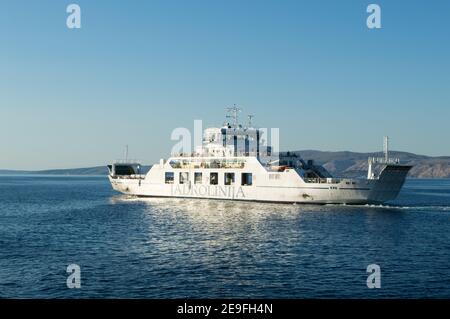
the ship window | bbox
[114,165,136,176]
[224,172,235,185]
[241,173,252,186]
[165,172,174,184]
[180,172,189,184]
[210,172,218,185]
[169,160,182,169]
[194,172,202,184]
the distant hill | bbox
[38,166,110,175]
[0,151,449,178]
[286,150,450,178]
[0,165,151,176]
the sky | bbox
[1,0,449,169]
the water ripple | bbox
[0,177,449,298]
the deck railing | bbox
[114,159,141,164]
[304,177,343,184]
[368,157,400,164]
[172,151,275,158]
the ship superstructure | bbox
[108,108,411,204]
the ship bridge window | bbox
[241,173,253,186]
[165,172,174,184]
[210,172,218,185]
[224,172,235,185]
[169,160,182,169]
[180,172,189,184]
[114,165,136,176]
[194,172,202,184]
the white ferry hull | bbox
[109,162,411,205]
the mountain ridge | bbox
[1,151,449,178]
[285,150,450,178]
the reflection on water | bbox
[0,177,449,298]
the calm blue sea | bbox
[0,176,449,298]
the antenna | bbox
[226,104,242,128]
[383,136,389,162]
[247,114,254,128]
[124,145,129,162]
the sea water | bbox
[0,176,449,298]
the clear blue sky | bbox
[1,0,449,169]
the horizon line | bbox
[1,149,449,172]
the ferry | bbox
[108,107,412,204]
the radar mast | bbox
[226,104,242,128]
[247,114,254,128]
